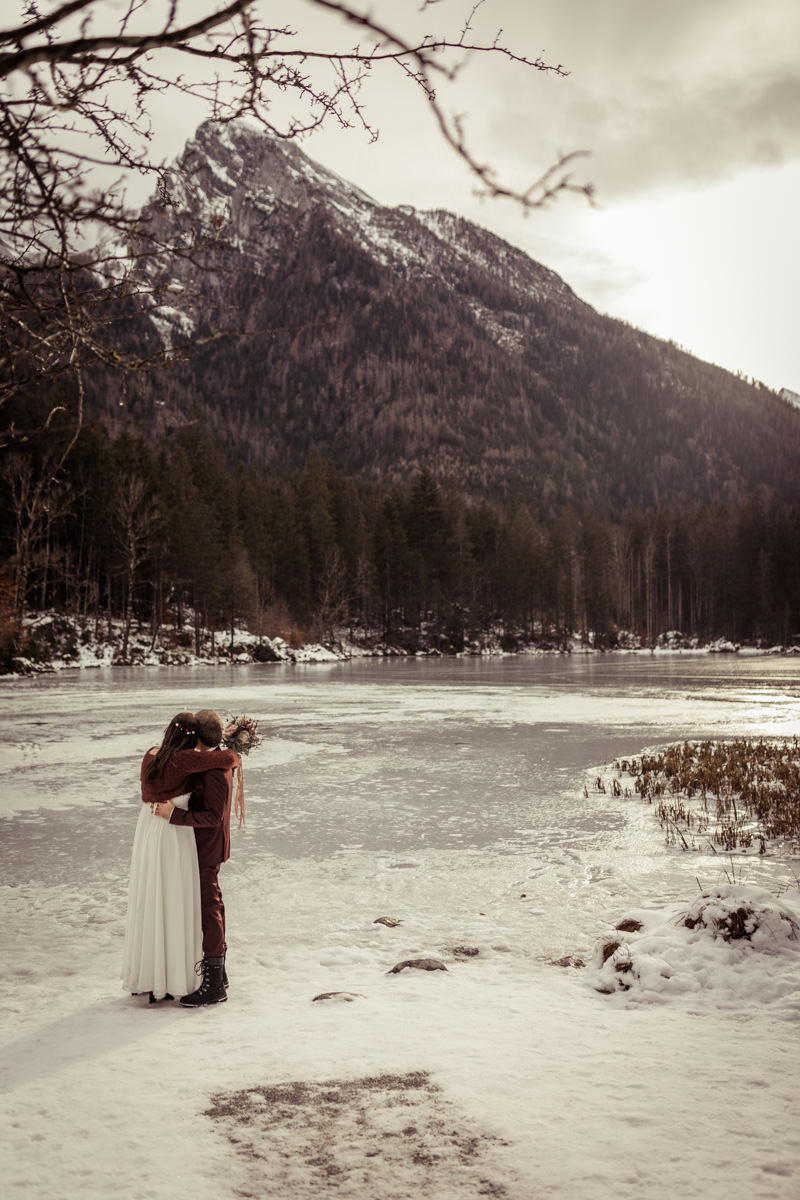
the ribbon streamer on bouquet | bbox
[233,762,245,828]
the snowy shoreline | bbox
[4,609,797,677]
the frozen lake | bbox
[2,653,798,962]
[2,653,800,1200]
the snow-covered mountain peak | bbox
[85,120,800,511]
[126,116,594,365]
[153,120,526,287]
[168,119,384,253]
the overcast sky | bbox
[279,0,799,394]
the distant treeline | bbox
[2,421,799,663]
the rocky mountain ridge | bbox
[91,119,800,516]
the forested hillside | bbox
[84,120,800,518]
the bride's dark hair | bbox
[143,712,198,783]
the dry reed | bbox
[611,738,800,853]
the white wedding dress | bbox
[121,795,202,1000]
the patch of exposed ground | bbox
[205,1071,525,1198]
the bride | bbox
[121,711,238,1004]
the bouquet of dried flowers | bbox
[222,714,262,756]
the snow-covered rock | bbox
[589,885,800,1000]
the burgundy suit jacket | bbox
[168,757,233,868]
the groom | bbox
[156,708,232,1007]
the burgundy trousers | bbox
[198,864,226,959]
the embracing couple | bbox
[121,709,244,1008]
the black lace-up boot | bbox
[179,957,227,1007]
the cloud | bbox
[569,70,800,197]
[468,0,800,200]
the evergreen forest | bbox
[3,417,799,671]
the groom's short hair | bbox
[195,709,223,748]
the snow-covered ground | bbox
[1,656,799,1199]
